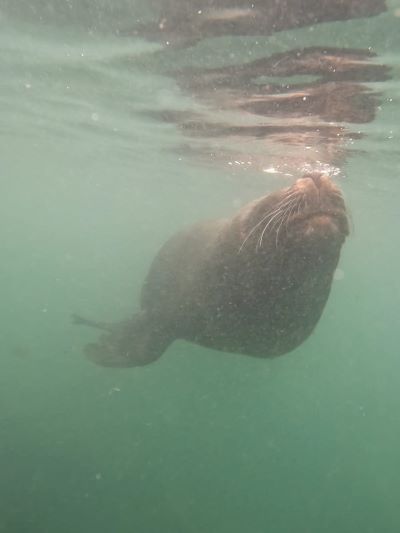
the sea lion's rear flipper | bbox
[71,313,114,332]
[75,312,173,368]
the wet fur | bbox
[74,172,348,367]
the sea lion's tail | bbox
[73,312,173,368]
[71,313,114,332]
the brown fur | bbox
[75,172,348,367]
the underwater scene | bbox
[1,1,400,531]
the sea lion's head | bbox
[238,172,348,257]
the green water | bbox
[1,2,400,532]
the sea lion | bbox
[74,172,348,367]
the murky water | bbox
[1,2,400,532]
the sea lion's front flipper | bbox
[81,312,174,368]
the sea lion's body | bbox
[75,172,348,367]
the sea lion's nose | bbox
[297,172,330,190]
[303,172,324,188]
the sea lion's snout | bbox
[295,171,332,192]
[292,172,349,237]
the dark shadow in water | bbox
[133,1,390,177]
[131,0,386,48]
[145,47,390,176]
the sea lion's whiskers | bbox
[238,192,297,253]
[274,197,299,247]
[273,205,292,248]
[238,212,271,253]
[296,194,305,216]
[257,200,294,250]
[274,198,300,247]
[257,190,304,250]
[252,197,296,248]
[257,193,301,250]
